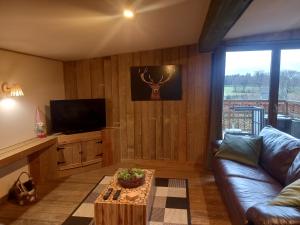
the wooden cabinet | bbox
[56,130,109,171]
[81,139,103,166]
[57,143,82,170]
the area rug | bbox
[62,176,191,225]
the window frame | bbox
[220,40,300,128]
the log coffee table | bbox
[94,169,155,225]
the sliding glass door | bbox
[222,47,300,138]
[223,50,272,135]
[278,49,300,138]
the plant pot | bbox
[118,176,145,189]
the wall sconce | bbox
[0,82,24,97]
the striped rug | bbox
[62,176,191,225]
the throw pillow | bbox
[271,179,300,207]
[215,134,263,167]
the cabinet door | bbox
[57,143,82,170]
[81,139,103,166]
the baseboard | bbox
[120,159,202,168]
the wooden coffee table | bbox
[94,169,155,225]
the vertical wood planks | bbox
[63,62,78,99]
[62,44,212,166]
[90,58,105,98]
[76,60,92,99]
[104,58,113,127]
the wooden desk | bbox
[0,136,58,183]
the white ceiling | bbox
[0,0,210,61]
[226,0,300,39]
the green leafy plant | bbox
[117,168,145,180]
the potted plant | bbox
[117,168,145,188]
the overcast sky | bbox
[225,49,300,75]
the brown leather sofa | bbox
[212,126,300,225]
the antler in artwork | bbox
[138,66,175,100]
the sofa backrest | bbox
[259,126,300,185]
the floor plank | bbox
[0,161,231,225]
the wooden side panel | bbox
[62,44,212,166]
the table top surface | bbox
[95,168,155,206]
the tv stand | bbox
[56,130,113,177]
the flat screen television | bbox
[50,99,106,134]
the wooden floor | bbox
[0,160,231,225]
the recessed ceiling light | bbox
[123,9,134,18]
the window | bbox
[278,49,300,138]
[223,50,271,135]
[221,46,300,138]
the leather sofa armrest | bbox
[211,140,222,155]
[246,203,300,225]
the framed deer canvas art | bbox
[130,65,182,101]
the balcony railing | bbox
[223,100,300,137]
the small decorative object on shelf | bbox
[35,107,47,138]
[117,168,145,188]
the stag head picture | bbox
[131,65,181,101]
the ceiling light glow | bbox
[123,9,134,18]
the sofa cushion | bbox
[216,134,262,167]
[259,126,300,185]
[271,179,300,207]
[286,153,300,185]
[212,157,279,184]
[225,176,282,220]
[247,203,300,225]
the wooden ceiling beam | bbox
[198,0,253,52]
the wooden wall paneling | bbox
[90,58,105,98]
[178,46,189,161]
[132,52,143,159]
[199,53,211,163]
[187,46,197,161]
[141,51,156,160]
[62,44,212,166]
[118,54,129,159]
[124,53,135,159]
[76,60,92,99]
[111,56,120,127]
[104,58,113,126]
[193,52,206,162]
[162,47,180,160]
[153,49,163,160]
[200,53,212,164]
[63,62,78,99]
[193,49,204,162]
[110,128,121,163]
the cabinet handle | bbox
[96,140,103,144]
[57,147,65,151]
[57,161,65,165]
[96,153,104,157]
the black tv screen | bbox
[50,99,106,134]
